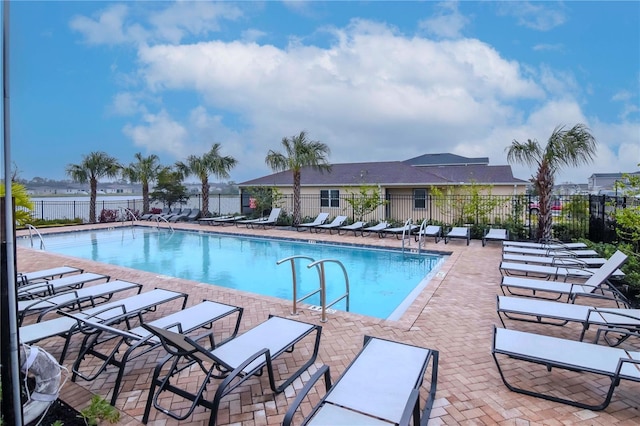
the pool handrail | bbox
[307,258,350,323]
[154,215,174,232]
[119,207,139,225]
[25,224,46,250]
[276,255,320,316]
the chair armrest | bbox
[282,365,332,426]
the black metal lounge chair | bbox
[502,240,587,250]
[18,266,83,286]
[500,250,628,302]
[141,315,322,425]
[492,326,640,411]
[415,224,442,244]
[482,228,508,246]
[502,253,607,267]
[311,215,348,234]
[19,287,188,363]
[337,221,367,236]
[444,227,470,245]
[502,245,600,257]
[198,215,246,226]
[496,295,640,345]
[283,335,439,426]
[18,272,111,299]
[296,212,330,231]
[361,221,390,237]
[499,260,625,281]
[236,207,282,229]
[380,220,419,239]
[62,299,243,405]
[168,208,192,222]
[17,279,142,325]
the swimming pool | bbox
[19,227,446,320]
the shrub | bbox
[99,209,118,223]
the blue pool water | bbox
[19,227,446,320]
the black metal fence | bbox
[22,193,635,243]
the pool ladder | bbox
[277,255,350,322]
[25,224,46,250]
[413,219,431,254]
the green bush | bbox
[585,241,640,292]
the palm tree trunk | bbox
[293,170,301,226]
[536,162,554,241]
[202,178,210,216]
[142,181,149,214]
[89,178,97,223]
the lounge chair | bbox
[492,326,640,411]
[312,215,348,234]
[379,219,418,239]
[482,228,508,246]
[184,209,201,221]
[19,287,188,363]
[18,279,142,325]
[496,295,640,344]
[141,315,322,425]
[198,215,246,226]
[283,336,439,426]
[361,221,390,237]
[18,266,83,286]
[499,260,624,281]
[18,272,111,299]
[236,207,282,229]
[63,299,243,405]
[337,221,367,236]
[445,227,470,245]
[296,212,330,231]
[168,208,192,222]
[415,224,442,244]
[502,253,607,267]
[502,245,600,257]
[149,207,174,221]
[503,240,587,250]
[500,250,628,302]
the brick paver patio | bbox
[16,222,640,425]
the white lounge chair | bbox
[500,250,628,302]
[198,215,246,226]
[502,241,587,250]
[283,336,439,426]
[361,222,390,237]
[18,272,111,299]
[63,299,243,405]
[380,220,419,239]
[499,260,624,281]
[18,266,83,286]
[415,224,442,244]
[492,327,640,411]
[502,246,600,257]
[502,253,607,267]
[19,288,188,363]
[445,227,470,245]
[337,221,367,236]
[312,215,348,234]
[236,208,282,228]
[296,212,330,231]
[482,228,508,246]
[496,295,640,344]
[141,315,322,425]
[17,280,142,325]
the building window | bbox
[414,189,427,209]
[320,190,340,207]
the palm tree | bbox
[506,124,597,241]
[175,143,237,216]
[66,151,121,223]
[122,153,162,215]
[265,131,331,226]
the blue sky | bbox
[5,1,639,185]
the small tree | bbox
[612,166,640,252]
[149,169,189,209]
[122,153,162,214]
[343,184,388,221]
[245,186,284,218]
[0,181,34,226]
[431,182,502,226]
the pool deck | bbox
[16,222,640,425]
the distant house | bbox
[588,171,640,194]
[238,153,527,222]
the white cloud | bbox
[498,2,567,31]
[123,110,188,157]
[418,1,470,39]
[533,43,563,52]
[70,4,132,45]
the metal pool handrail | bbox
[25,224,46,250]
[276,255,320,316]
[416,218,429,254]
[118,207,139,225]
[400,218,413,253]
[154,215,174,232]
[307,258,350,323]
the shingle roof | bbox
[403,153,489,166]
[239,161,526,187]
